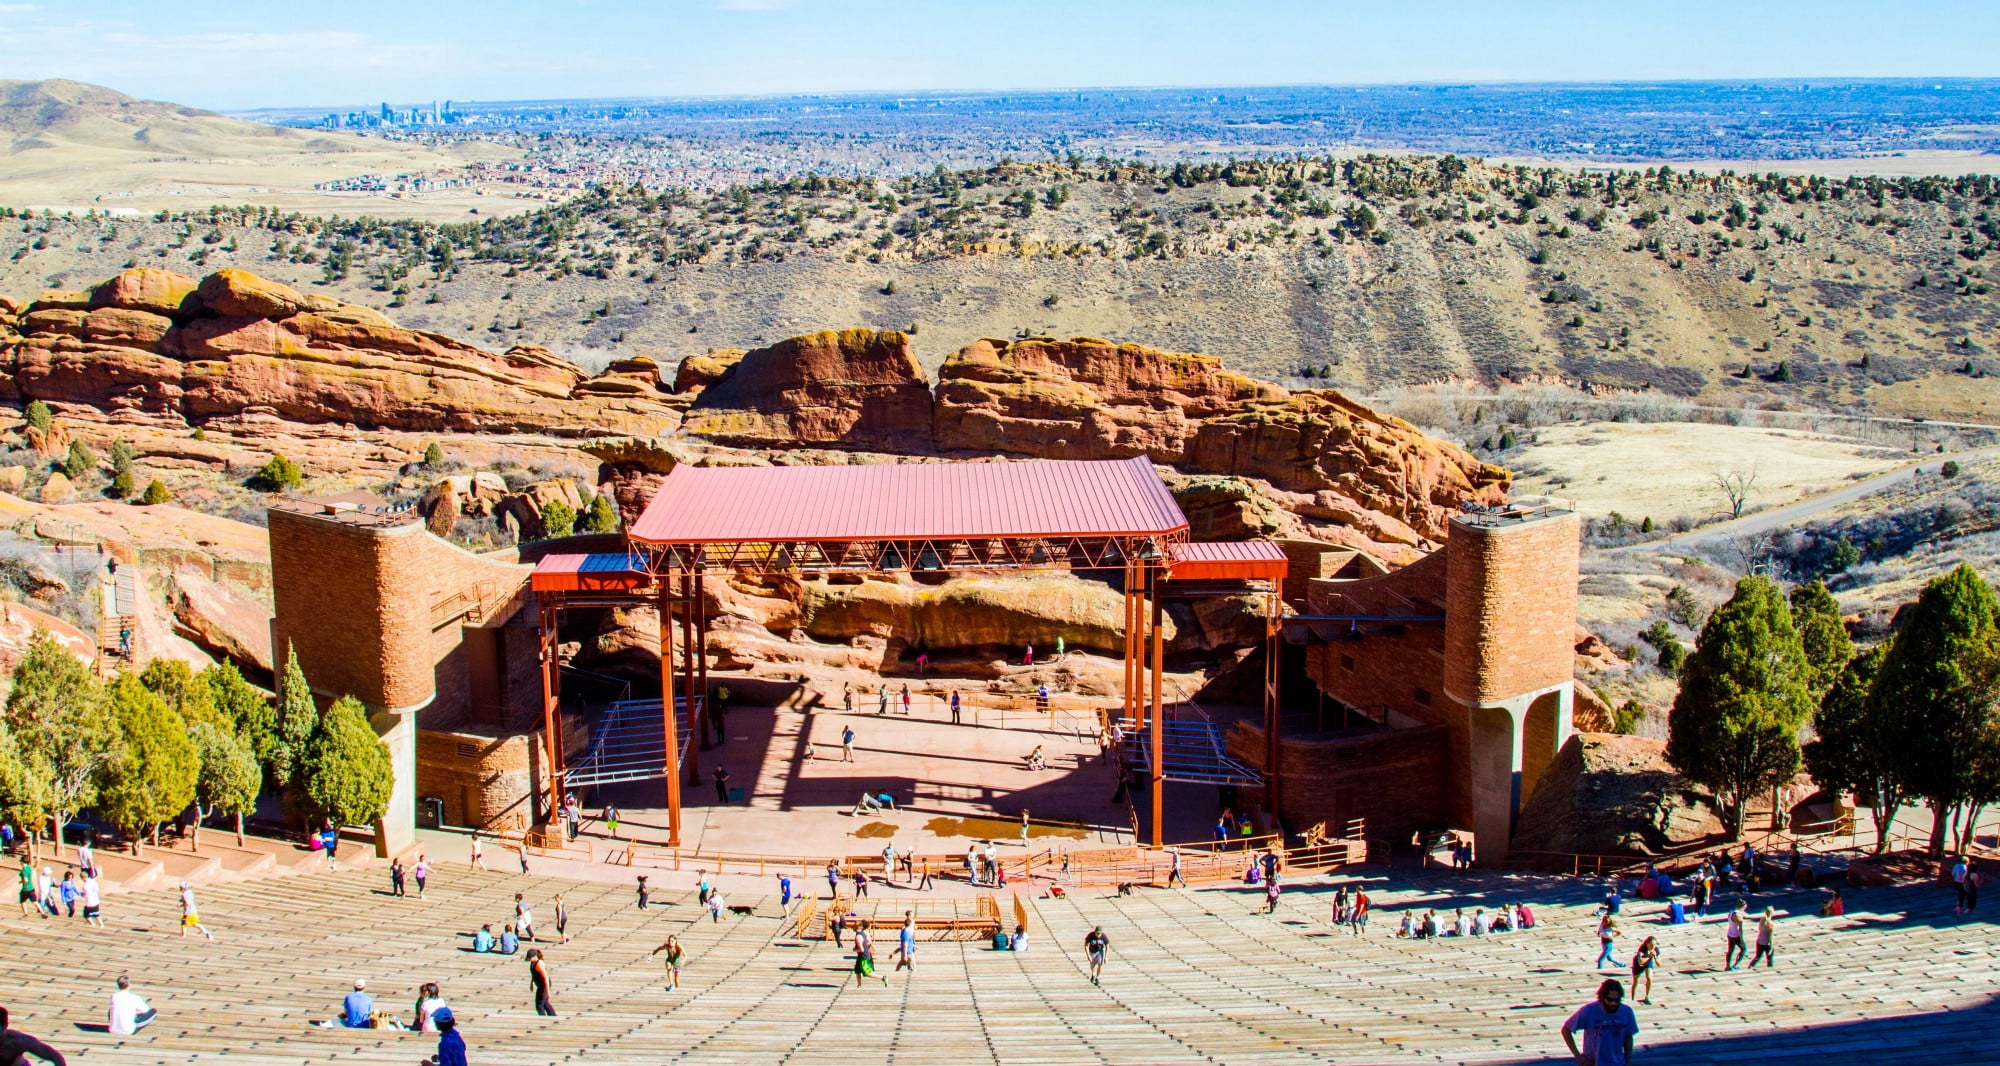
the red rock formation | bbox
[934,337,1508,542]
[682,329,932,449]
[1,268,680,437]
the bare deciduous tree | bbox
[1712,465,1759,520]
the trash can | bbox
[418,796,445,830]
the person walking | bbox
[653,935,686,992]
[841,725,856,762]
[1723,904,1747,970]
[390,859,406,898]
[1952,855,1969,915]
[1020,809,1032,845]
[413,854,430,899]
[707,890,726,924]
[877,688,889,716]
[950,690,961,724]
[80,868,103,928]
[1966,860,1983,913]
[852,926,888,987]
[713,764,731,804]
[826,861,840,898]
[917,860,935,892]
[854,870,870,898]
[17,861,41,919]
[1750,907,1777,968]
[900,684,911,715]
[428,1006,467,1066]
[554,894,570,945]
[894,912,917,972]
[1630,936,1660,1004]
[526,949,556,1017]
[605,805,620,840]
[1167,846,1186,887]
[514,893,536,942]
[469,833,487,871]
[1593,914,1620,970]
[179,882,213,940]
[778,874,793,909]
[1559,979,1638,1066]
[1349,889,1370,935]
[1265,874,1282,915]
[636,875,651,910]
[1084,925,1109,985]
[843,682,854,714]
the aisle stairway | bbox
[0,861,1990,1064]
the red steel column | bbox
[539,603,560,825]
[1149,563,1165,849]
[659,574,682,847]
[1263,587,1282,820]
[679,571,701,786]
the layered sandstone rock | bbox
[1512,733,1723,857]
[2,268,681,437]
[796,573,1176,654]
[933,337,1508,542]
[682,329,932,450]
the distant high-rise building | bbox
[432,100,440,124]
[380,102,392,123]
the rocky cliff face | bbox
[672,333,1509,544]
[2,268,680,437]
[681,328,933,450]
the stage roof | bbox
[1166,540,1288,583]
[530,552,651,593]
[629,456,1190,545]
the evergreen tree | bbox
[204,660,274,750]
[582,493,619,533]
[1803,646,1903,852]
[422,441,446,469]
[189,721,259,846]
[63,439,94,480]
[141,480,171,505]
[1665,576,1814,839]
[2,629,117,849]
[252,454,302,491]
[23,400,52,435]
[301,696,393,829]
[96,673,197,854]
[539,500,576,539]
[271,644,319,787]
[140,659,221,729]
[1871,564,2000,855]
[0,719,54,856]
[108,468,136,499]
[1789,580,1854,699]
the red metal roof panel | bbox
[1166,540,1289,582]
[629,456,1188,544]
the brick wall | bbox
[415,728,537,832]
[1226,720,1451,844]
[1442,513,1580,705]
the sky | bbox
[3,0,1997,111]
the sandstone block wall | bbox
[416,728,537,832]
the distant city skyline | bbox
[1,0,1995,112]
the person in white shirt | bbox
[1454,911,1473,938]
[81,872,103,927]
[107,976,155,1036]
[514,894,535,942]
[1472,909,1491,936]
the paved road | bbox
[1608,445,2000,553]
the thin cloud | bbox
[715,0,797,10]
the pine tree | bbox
[23,400,52,435]
[189,721,259,846]
[1803,646,1904,852]
[271,643,319,787]
[1789,580,1854,699]
[140,658,221,729]
[141,480,171,505]
[1870,564,2000,855]
[582,493,619,533]
[109,468,136,499]
[422,442,446,469]
[1665,576,1814,840]
[63,439,94,480]
[2,629,117,849]
[204,660,274,754]
[539,500,576,539]
[96,673,197,855]
[301,696,393,829]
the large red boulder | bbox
[682,328,932,449]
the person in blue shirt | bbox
[340,980,373,1028]
[777,874,792,908]
[425,1006,467,1066]
[1560,979,1638,1066]
[472,924,494,952]
[499,925,519,954]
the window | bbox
[1413,687,1432,706]
[1339,654,1355,672]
